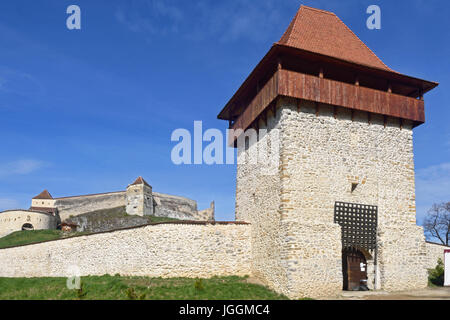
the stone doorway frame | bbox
[334,202,379,290]
[342,247,377,290]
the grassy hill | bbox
[0,230,79,249]
[64,206,179,233]
[0,208,180,249]
[0,275,288,300]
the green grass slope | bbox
[0,275,288,300]
[0,208,181,249]
[0,230,65,249]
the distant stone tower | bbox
[218,6,438,299]
[126,177,153,216]
[30,190,58,216]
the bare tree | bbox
[423,202,450,246]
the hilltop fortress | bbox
[0,176,214,238]
[0,6,447,299]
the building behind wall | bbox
[218,5,439,298]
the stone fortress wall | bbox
[0,210,58,238]
[153,192,214,221]
[55,190,214,222]
[56,192,126,221]
[0,176,215,238]
[236,104,288,298]
[0,222,251,279]
[425,241,449,269]
[54,177,215,222]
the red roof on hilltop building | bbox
[32,190,53,200]
[130,176,151,187]
[278,6,391,71]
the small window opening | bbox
[245,136,250,151]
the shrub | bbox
[194,279,204,291]
[428,258,444,287]
[76,282,87,299]
[125,287,137,300]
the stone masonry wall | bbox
[54,190,214,222]
[236,97,429,299]
[0,210,58,238]
[280,98,428,297]
[153,192,214,221]
[126,184,153,216]
[280,98,427,297]
[198,202,215,221]
[56,192,126,221]
[236,105,289,297]
[425,242,449,269]
[0,223,251,279]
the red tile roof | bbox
[32,190,53,200]
[130,176,151,187]
[278,6,391,71]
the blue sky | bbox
[0,0,448,225]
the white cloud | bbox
[415,162,450,223]
[113,0,369,45]
[0,159,48,177]
[115,0,184,37]
[114,0,293,43]
[0,66,43,96]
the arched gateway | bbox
[21,223,34,231]
[334,202,378,291]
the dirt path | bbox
[336,287,450,300]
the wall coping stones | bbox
[0,209,54,217]
[0,220,250,250]
[426,241,450,248]
[54,191,125,200]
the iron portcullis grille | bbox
[334,202,378,251]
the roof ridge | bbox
[300,5,336,16]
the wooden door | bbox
[343,248,368,291]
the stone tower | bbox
[30,190,58,216]
[126,177,153,216]
[218,6,438,299]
